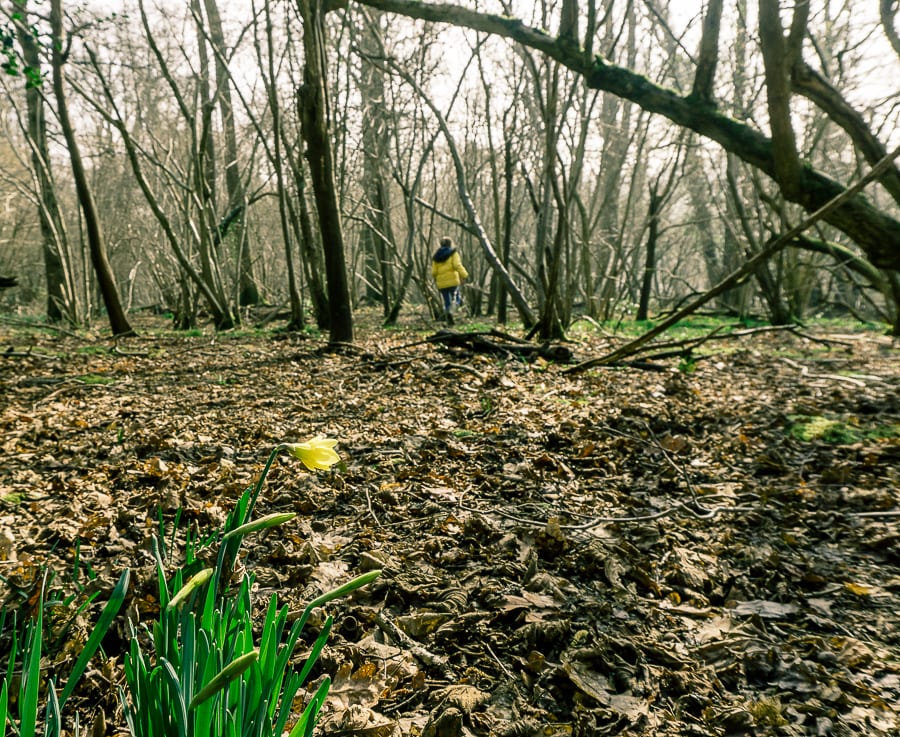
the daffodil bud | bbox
[285,436,341,471]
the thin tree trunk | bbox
[691,0,724,104]
[202,0,259,306]
[49,0,134,337]
[259,0,303,328]
[636,184,661,321]
[358,12,396,315]
[15,7,72,323]
[498,128,514,324]
[298,0,353,344]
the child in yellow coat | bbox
[431,237,469,325]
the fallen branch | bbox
[430,361,487,381]
[426,329,574,363]
[571,323,858,370]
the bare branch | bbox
[347,0,900,269]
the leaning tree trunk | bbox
[298,0,353,344]
[49,0,134,337]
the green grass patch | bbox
[77,374,115,385]
[866,422,900,440]
[75,345,108,355]
[571,314,759,340]
[788,415,900,444]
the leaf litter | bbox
[0,316,899,736]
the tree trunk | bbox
[691,0,724,103]
[49,0,134,337]
[636,184,661,322]
[882,0,900,59]
[15,2,77,324]
[298,0,354,344]
[358,13,396,315]
[202,0,259,306]
[498,129,514,324]
[260,0,303,329]
[291,173,332,330]
[888,270,900,337]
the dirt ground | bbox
[1,315,899,736]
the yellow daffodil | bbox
[286,436,341,471]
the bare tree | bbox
[201,0,260,306]
[297,0,354,344]
[8,1,81,324]
[49,0,134,336]
[347,0,900,272]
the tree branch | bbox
[881,0,900,59]
[346,0,900,270]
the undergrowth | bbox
[1,441,377,737]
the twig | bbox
[483,641,515,680]
[363,485,382,527]
[112,339,149,357]
[785,328,853,347]
[781,357,868,387]
[430,362,487,381]
[375,611,453,678]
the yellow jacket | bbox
[431,249,469,289]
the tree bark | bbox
[348,0,900,271]
[881,0,900,59]
[298,0,354,344]
[49,0,134,337]
[259,0,303,328]
[358,13,396,315]
[636,183,661,322]
[691,0,724,104]
[757,0,806,197]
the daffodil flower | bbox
[286,436,341,471]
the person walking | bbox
[431,236,468,326]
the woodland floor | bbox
[1,311,899,737]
